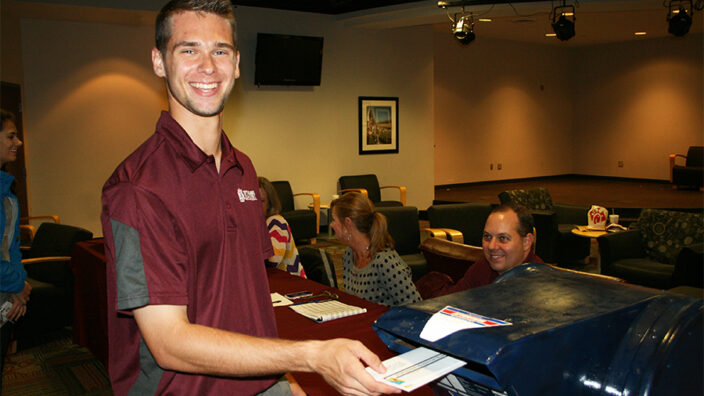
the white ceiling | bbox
[338,0,704,46]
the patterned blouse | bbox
[266,215,306,278]
[343,247,421,307]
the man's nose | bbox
[199,54,215,74]
[486,238,497,250]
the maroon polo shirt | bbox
[444,252,544,295]
[101,111,276,395]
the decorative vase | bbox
[588,205,608,230]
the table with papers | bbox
[267,268,435,395]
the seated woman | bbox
[330,192,420,307]
[258,177,305,278]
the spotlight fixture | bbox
[438,2,479,45]
[667,0,693,37]
[453,14,476,44]
[551,2,576,41]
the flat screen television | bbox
[254,33,324,86]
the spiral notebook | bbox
[290,300,367,323]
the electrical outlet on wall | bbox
[490,163,493,170]
[497,163,502,170]
[618,161,624,168]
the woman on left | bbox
[0,109,31,388]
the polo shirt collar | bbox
[155,111,243,174]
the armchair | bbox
[414,237,483,299]
[19,214,60,249]
[298,247,337,288]
[670,146,703,189]
[426,203,493,245]
[597,209,703,289]
[15,223,93,344]
[376,206,426,281]
[338,174,406,207]
[498,187,590,265]
[271,181,320,244]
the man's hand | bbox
[133,304,400,395]
[306,338,401,396]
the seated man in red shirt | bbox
[421,203,543,298]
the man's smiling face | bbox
[482,210,532,275]
[152,10,239,118]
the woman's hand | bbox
[6,295,26,322]
[6,282,31,322]
[15,281,31,305]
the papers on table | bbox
[420,306,512,342]
[271,293,293,307]
[366,347,466,392]
[289,300,367,322]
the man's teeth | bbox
[191,82,217,89]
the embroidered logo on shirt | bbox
[237,188,257,202]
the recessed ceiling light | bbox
[635,32,647,36]
[478,18,492,22]
[545,33,557,37]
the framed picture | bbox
[358,96,398,155]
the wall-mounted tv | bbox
[254,33,324,86]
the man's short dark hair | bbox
[155,0,237,54]
[491,203,534,237]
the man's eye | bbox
[499,236,510,242]
[182,49,195,54]
[214,50,227,56]
[483,234,491,241]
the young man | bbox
[100,1,399,395]
[429,204,543,296]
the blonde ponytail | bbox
[369,211,394,258]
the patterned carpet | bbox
[1,330,112,395]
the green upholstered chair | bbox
[597,209,703,289]
[498,187,589,265]
[271,180,320,244]
[338,174,406,207]
[375,206,427,282]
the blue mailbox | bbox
[372,263,702,396]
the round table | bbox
[571,226,608,238]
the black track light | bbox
[551,3,576,41]
[668,1,693,37]
[453,15,476,45]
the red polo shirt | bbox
[101,112,276,395]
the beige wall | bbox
[433,23,703,186]
[2,2,435,236]
[433,26,575,185]
[573,35,703,178]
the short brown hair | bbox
[155,0,237,54]
[491,203,534,237]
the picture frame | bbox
[358,96,399,155]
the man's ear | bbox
[523,232,535,253]
[234,50,241,79]
[152,47,166,78]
